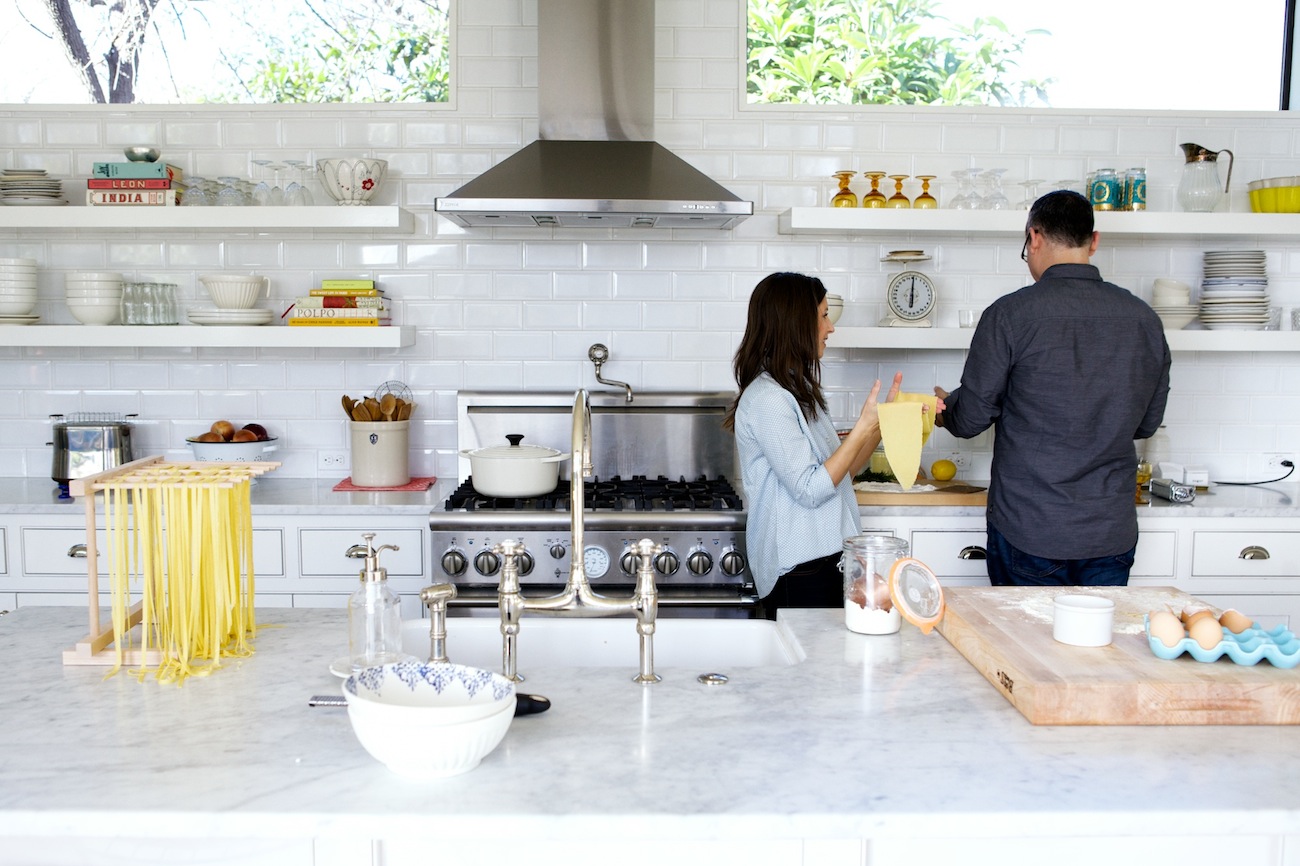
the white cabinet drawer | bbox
[1191,531,1300,578]
[1133,530,1176,577]
[298,529,424,577]
[20,527,283,577]
[911,530,988,578]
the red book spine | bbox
[86,178,173,189]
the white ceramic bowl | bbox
[826,293,844,324]
[65,271,123,282]
[343,661,516,778]
[0,298,37,315]
[0,283,36,293]
[317,158,388,206]
[0,257,37,267]
[186,437,279,462]
[66,287,122,296]
[67,302,120,325]
[1158,313,1197,330]
[1052,594,1114,647]
[0,267,37,276]
[199,275,269,310]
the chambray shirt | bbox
[942,263,1170,560]
[734,372,862,598]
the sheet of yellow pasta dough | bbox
[895,392,937,444]
[878,402,923,491]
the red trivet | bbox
[332,476,436,492]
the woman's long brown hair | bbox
[723,272,827,431]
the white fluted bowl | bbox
[343,660,515,778]
[316,158,387,206]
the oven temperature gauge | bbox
[583,545,611,578]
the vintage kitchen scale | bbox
[61,455,279,677]
[879,250,936,328]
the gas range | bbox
[430,475,750,591]
[430,389,758,611]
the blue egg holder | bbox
[1144,614,1300,668]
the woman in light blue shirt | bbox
[724,272,916,618]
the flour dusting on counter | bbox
[986,587,1192,635]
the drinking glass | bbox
[981,169,1010,210]
[831,171,857,207]
[266,164,286,206]
[861,171,887,208]
[887,175,911,208]
[180,177,209,206]
[1135,460,1153,505]
[950,169,982,209]
[913,175,937,209]
[216,176,244,207]
[251,159,273,206]
[1017,179,1044,210]
[284,159,312,206]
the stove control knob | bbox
[720,549,746,577]
[440,548,468,577]
[517,550,536,576]
[687,549,714,576]
[474,549,501,576]
[654,548,680,576]
[549,543,567,560]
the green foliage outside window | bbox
[747,0,1051,107]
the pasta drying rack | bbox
[62,455,280,668]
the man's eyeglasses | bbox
[1020,231,1031,262]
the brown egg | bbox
[231,428,258,442]
[1220,609,1253,634]
[1189,615,1225,650]
[1149,610,1186,648]
[194,431,223,443]
[1182,606,1215,626]
[210,420,235,441]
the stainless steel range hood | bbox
[435,0,752,229]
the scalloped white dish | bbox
[1144,614,1300,668]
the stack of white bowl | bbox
[1150,279,1196,330]
[65,271,124,325]
[0,257,39,323]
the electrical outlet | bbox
[319,450,348,470]
[1265,453,1292,471]
[945,452,968,469]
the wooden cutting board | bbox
[936,586,1300,725]
[855,480,987,506]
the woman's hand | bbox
[825,372,904,485]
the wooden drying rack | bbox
[61,455,280,666]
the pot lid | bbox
[467,434,563,460]
[889,557,945,634]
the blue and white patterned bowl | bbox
[343,661,516,777]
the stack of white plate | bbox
[1150,278,1196,330]
[187,308,275,326]
[0,169,65,206]
[0,256,39,323]
[1199,250,1270,331]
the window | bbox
[0,0,451,104]
[747,0,1290,111]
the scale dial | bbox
[886,270,937,321]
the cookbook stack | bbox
[285,280,391,327]
[86,161,184,206]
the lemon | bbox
[930,459,957,481]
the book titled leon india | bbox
[318,279,376,289]
[91,162,184,181]
[86,178,173,190]
[85,190,179,206]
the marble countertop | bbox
[3,604,1299,852]
[1,476,1296,519]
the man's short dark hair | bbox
[1027,190,1094,248]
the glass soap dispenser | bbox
[347,532,406,672]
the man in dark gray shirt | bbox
[935,190,1171,585]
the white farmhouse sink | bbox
[401,616,804,671]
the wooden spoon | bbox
[342,394,356,418]
[379,393,397,421]
[364,396,381,418]
[397,402,414,420]
[351,402,372,422]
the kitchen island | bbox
[2,605,1298,866]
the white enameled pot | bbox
[460,435,569,498]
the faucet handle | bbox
[420,583,458,664]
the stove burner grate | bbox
[445,475,743,513]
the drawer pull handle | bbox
[1239,545,1271,560]
[67,543,90,559]
[958,545,987,561]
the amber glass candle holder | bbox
[831,171,858,207]
[862,171,887,208]
[914,175,937,209]
[887,174,911,208]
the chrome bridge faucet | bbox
[493,388,660,683]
